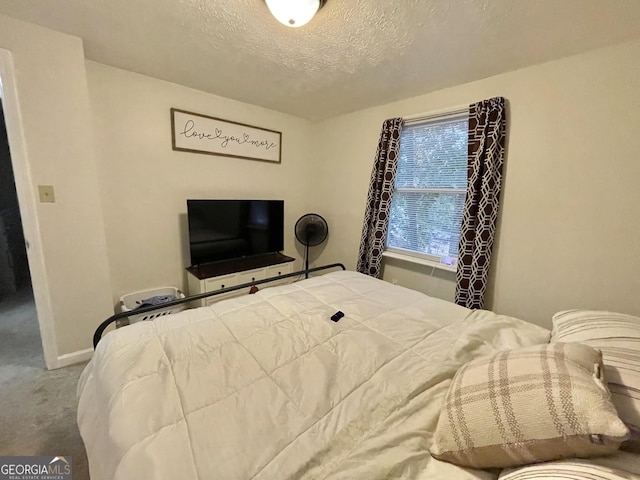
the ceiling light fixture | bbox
[265,0,326,28]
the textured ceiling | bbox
[1,0,640,120]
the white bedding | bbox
[77,271,550,480]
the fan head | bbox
[295,213,328,247]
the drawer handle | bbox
[221,284,225,289]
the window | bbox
[386,111,469,267]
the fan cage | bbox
[295,214,328,247]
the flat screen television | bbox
[187,199,284,267]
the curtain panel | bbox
[455,97,507,309]
[356,117,404,278]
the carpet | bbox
[0,288,89,479]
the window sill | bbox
[382,250,457,273]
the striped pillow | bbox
[552,310,640,451]
[499,451,640,479]
[429,343,628,469]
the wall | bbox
[0,14,113,366]
[85,62,316,303]
[312,39,640,328]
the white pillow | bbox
[552,309,640,450]
[499,451,640,479]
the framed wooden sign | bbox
[171,108,281,163]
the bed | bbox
[77,269,640,480]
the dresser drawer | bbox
[236,268,266,286]
[204,274,236,292]
[265,263,293,278]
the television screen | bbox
[187,199,284,266]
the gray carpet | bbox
[0,288,89,479]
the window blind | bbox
[386,114,469,264]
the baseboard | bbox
[54,348,94,369]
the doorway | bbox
[0,99,44,369]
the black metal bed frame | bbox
[93,262,346,348]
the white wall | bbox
[312,39,640,328]
[86,62,316,303]
[0,14,113,365]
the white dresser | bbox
[186,253,295,307]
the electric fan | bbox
[294,213,328,278]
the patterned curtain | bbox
[356,117,404,278]
[455,97,506,309]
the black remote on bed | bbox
[331,311,344,322]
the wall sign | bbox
[171,108,281,163]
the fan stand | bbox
[304,233,311,278]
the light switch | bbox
[38,185,55,203]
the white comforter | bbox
[78,271,549,480]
